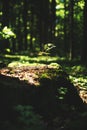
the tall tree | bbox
[68,0,74,60]
[16,1,24,51]
[38,0,49,50]
[29,4,34,51]
[23,0,28,50]
[2,0,10,27]
[1,0,10,52]
[49,0,56,42]
[81,0,87,65]
[64,0,68,56]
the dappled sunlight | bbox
[2,54,59,67]
[0,0,87,129]
[0,54,87,130]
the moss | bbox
[39,73,50,79]
[49,62,62,69]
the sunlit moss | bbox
[8,61,23,67]
[69,75,87,89]
[49,62,61,69]
[40,73,50,79]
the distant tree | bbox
[0,0,10,52]
[64,0,68,56]
[2,0,10,27]
[38,0,49,50]
[29,4,34,51]
[49,0,56,42]
[0,0,85,57]
[68,0,74,60]
[16,1,24,52]
[23,0,28,50]
[81,0,87,65]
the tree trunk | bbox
[81,0,87,65]
[49,0,56,42]
[38,0,49,51]
[1,0,10,52]
[23,0,28,50]
[29,5,34,52]
[17,14,23,51]
[2,0,10,27]
[64,0,68,56]
[69,0,74,60]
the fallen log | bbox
[0,63,86,121]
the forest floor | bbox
[0,54,87,103]
[0,54,87,130]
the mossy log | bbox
[0,63,85,121]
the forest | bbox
[0,0,87,130]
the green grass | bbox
[0,54,87,90]
[0,54,59,65]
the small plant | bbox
[14,105,45,130]
[57,87,68,100]
[49,63,62,69]
[44,43,56,53]
[38,43,56,56]
[0,26,16,39]
[40,73,50,79]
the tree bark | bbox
[81,0,87,65]
[69,0,74,60]
[23,0,28,50]
[64,0,68,56]
[49,0,56,42]
[2,0,10,27]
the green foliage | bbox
[49,62,61,69]
[70,75,87,89]
[0,0,85,59]
[0,55,87,130]
[0,26,16,39]
[78,0,84,10]
[40,73,50,79]
[38,43,56,56]
[5,48,11,53]
[14,105,45,130]
[57,87,68,100]
[44,43,56,52]
[5,54,59,67]
[63,64,87,89]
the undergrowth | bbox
[0,54,87,90]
